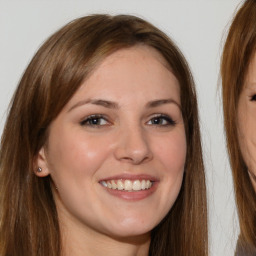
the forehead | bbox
[82,45,173,85]
[78,45,180,98]
[99,45,171,71]
[62,45,181,111]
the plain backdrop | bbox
[0,0,243,255]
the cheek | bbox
[154,130,187,172]
[151,130,186,215]
[46,129,113,184]
[238,111,256,150]
[237,108,256,173]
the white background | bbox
[0,1,243,255]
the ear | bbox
[34,147,51,177]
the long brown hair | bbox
[0,14,208,256]
[221,0,256,252]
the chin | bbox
[103,217,157,239]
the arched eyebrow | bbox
[68,99,119,112]
[68,98,181,112]
[146,99,181,110]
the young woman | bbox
[0,14,208,256]
[221,0,256,254]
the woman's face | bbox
[237,52,256,190]
[37,45,186,238]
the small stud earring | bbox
[37,167,42,172]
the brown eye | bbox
[250,94,256,101]
[147,115,176,126]
[80,115,109,126]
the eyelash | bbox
[80,115,109,127]
[147,114,176,126]
[250,94,256,101]
[80,114,176,127]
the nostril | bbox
[113,129,153,164]
[115,148,152,165]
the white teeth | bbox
[111,180,117,189]
[117,180,124,190]
[107,181,112,189]
[124,180,133,190]
[132,180,141,191]
[101,181,108,187]
[100,179,153,191]
[141,180,146,190]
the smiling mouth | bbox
[100,179,153,191]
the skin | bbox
[238,52,256,191]
[36,45,186,256]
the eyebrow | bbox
[146,99,181,109]
[68,98,180,112]
[68,99,119,112]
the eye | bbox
[80,115,109,126]
[250,94,256,101]
[147,114,176,126]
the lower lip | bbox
[102,182,158,201]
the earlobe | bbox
[34,147,51,177]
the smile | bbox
[100,179,153,191]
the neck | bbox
[60,219,151,256]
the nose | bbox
[114,125,153,165]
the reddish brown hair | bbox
[0,14,208,256]
[221,0,256,252]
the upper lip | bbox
[99,174,159,182]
